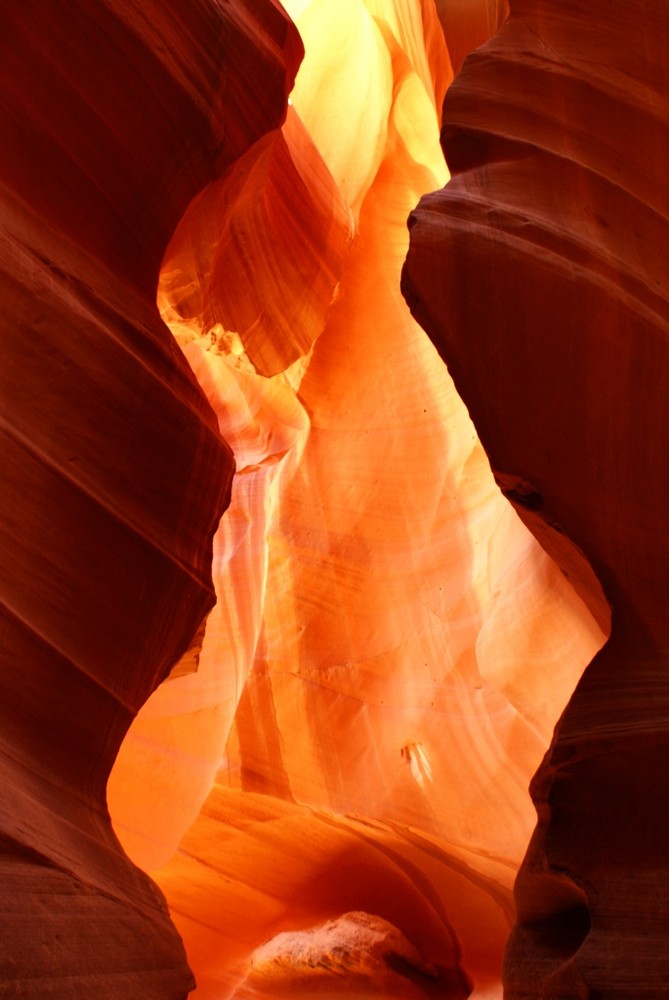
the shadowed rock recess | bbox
[403,0,669,997]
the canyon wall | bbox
[4,0,665,998]
[403,0,669,996]
[0,1,300,996]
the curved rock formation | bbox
[242,910,460,997]
[403,0,669,996]
[0,0,300,995]
[108,2,605,998]
[8,0,650,996]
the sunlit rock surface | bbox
[0,0,300,996]
[404,0,669,996]
[107,2,607,998]
[241,910,463,998]
[151,787,512,998]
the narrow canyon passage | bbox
[107,2,605,997]
[4,0,665,998]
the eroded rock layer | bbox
[403,1,669,995]
[108,3,606,998]
[0,1,301,995]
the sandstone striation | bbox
[403,0,669,995]
[0,0,301,995]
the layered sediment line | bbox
[0,1,301,995]
[404,1,669,995]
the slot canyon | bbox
[0,1,666,998]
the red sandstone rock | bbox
[403,0,669,995]
[109,3,604,998]
[0,0,300,995]
[434,0,509,75]
[6,0,649,997]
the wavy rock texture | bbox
[404,0,669,996]
[107,3,607,998]
[0,0,301,996]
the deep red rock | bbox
[0,1,301,995]
[404,0,669,995]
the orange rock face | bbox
[403,0,669,995]
[108,2,605,998]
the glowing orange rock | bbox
[109,97,352,874]
[157,107,352,377]
[109,3,606,999]
[243,910,461,998]
[151,787,511,998]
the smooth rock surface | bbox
[241,910,462,998]
[403,0,669,995]
[0,0,300,995]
